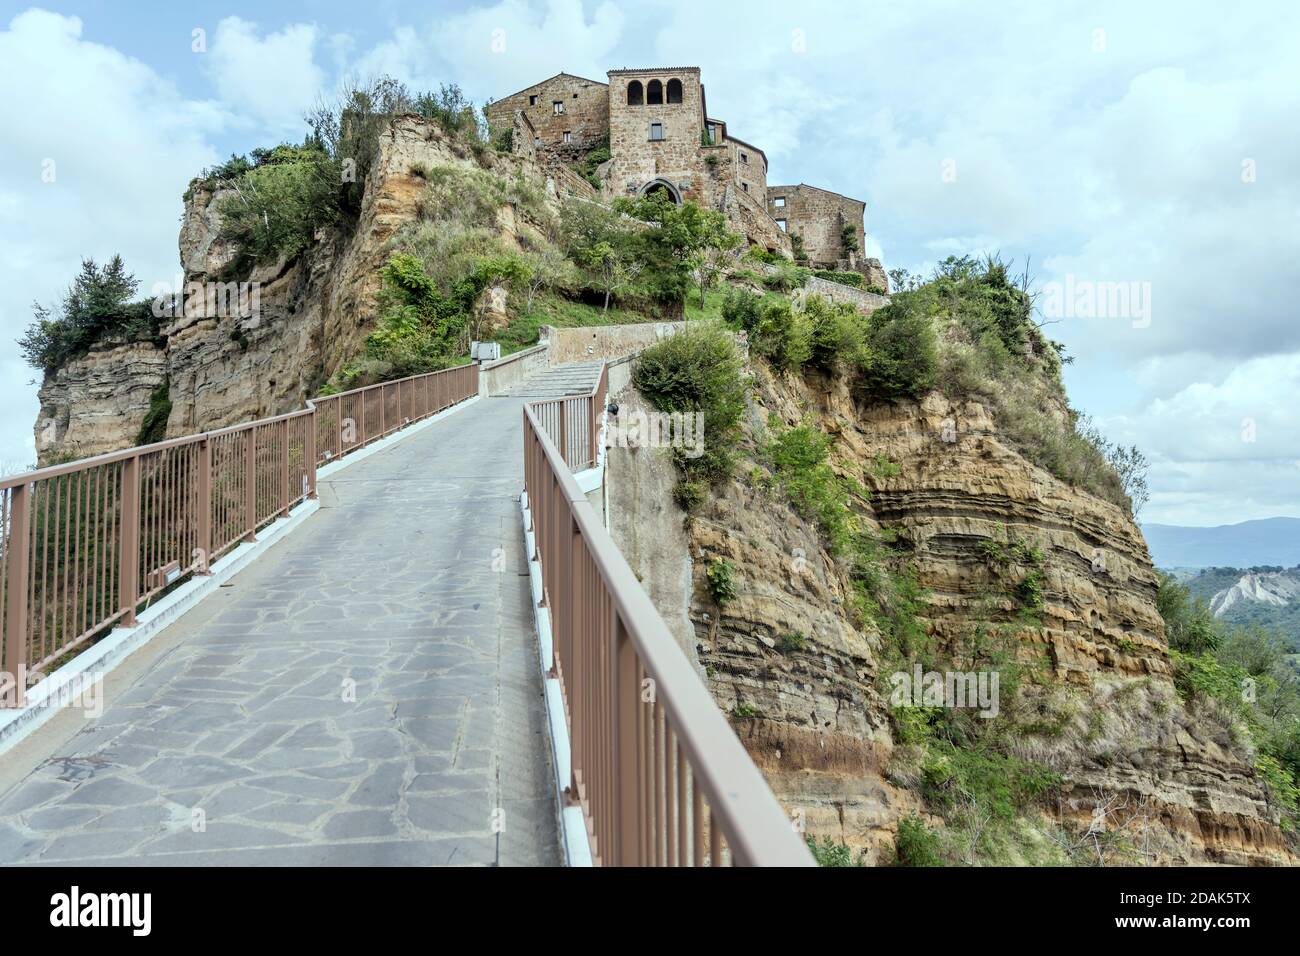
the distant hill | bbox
[1141,517,1300,570]
[1180,565,1300,652]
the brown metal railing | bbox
[0,363,478,706]
[522,367,812,866]
[527,363,608,472]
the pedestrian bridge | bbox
[0,359,810,866]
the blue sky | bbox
[1,0,1297,525]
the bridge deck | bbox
[0,397,560,866]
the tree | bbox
[1106,443,1150,516]
[18,256,147,372]
[522,244,574,313]
[581,240,641,314]
[612,193,736,311]
[217,142,339,269]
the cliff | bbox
[33,116,546,464]
[607,357,1296,866]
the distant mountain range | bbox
[1141,517,1300,570]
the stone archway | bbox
[639,178,681,204]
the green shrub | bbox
[136,379,172,445]
[766,420,855,552]
[857,297,938,400]
[216,142,338,269]
[777,631,806,654]
[706,558,737,605]
[813,269,865,288]
[633,324,746,499]
[807,836,862,867]
[890,815,942,866]
[720,287,763,332]
[749,298,812,372]
[805,294,866,372]
[761,260,812,293]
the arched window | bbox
[627,80,643,105]
[647,79,663,105]
[666,78,683,104]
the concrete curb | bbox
[0,395,481,756]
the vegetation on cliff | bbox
[18,256,156,373]
[1158,573,1300,830]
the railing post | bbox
[559,400,568,468]
[380,384,387,437]
[614,612,642,866]
[279,418,290,517]
[4,482,31,707]
[196,438,212,574]
[335,398,343,459]
[306,415,318,500]
[243,427,257,542]
[360,393,367,448]
[118,456,140,627]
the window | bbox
[773,196,785,207]
[553,101,564,114]
[627,80,643,105]
[563,131,572,143]
[649,122,664,141]
[706,124,718,144]
[776,219,787,231]
[740,152,748,164]
[647,79,663,105]
[573,92,579,98]
[529,94,538,106]
[666,78,683,104]
[741,182,748,192]
[533,137,540,146]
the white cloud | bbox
[0,9,224,469]
[1,0,1295,528]
[205,17,327,133]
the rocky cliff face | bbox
[34,117,544,464]
[608,359,1296,865]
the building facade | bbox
[487,67,884,282]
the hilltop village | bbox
[486,67,888,290]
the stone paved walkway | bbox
[0,397,561,866]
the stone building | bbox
[767,184,888,290]
[487,66,884,283]
[484,72,609,162]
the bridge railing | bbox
[525,363,607,472]
[0,363,478,706]
[522,365,812,867]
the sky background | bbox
[0,0,1296,526]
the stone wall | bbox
[485,72,608,152]
[803,275,890,314]
[767,183,866,269]
[479,343,550,396]
[541,320,691,364]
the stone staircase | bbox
[503,360,604,398]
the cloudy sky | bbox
[0,0,1296,525]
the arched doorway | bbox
[639,178,681,204]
